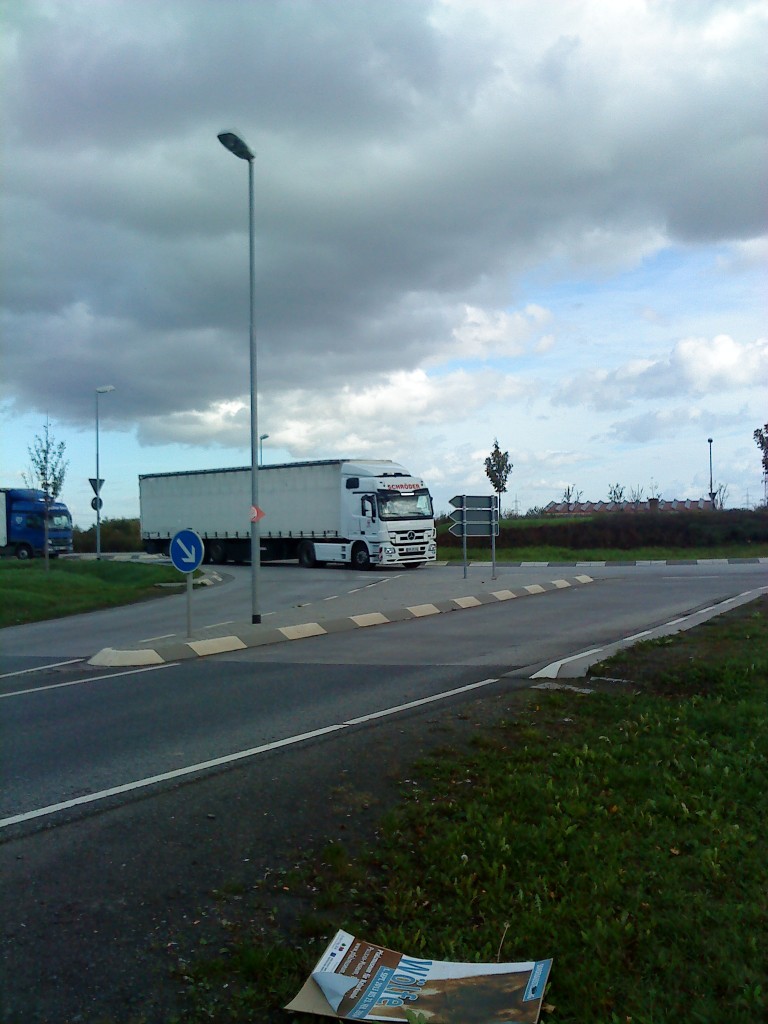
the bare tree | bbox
[629,485,645,504]
[562,485,583,508]
[607,483,625,503]
[23,420,69,570]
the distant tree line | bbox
[73,518,142,553]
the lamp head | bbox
[217,130,254,161]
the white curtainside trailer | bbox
[139,459,436,570]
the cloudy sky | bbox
[3,0,766,526]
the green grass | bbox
[170,598,768,1023]
[0,558,190,627]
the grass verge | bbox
[438,543,767,562]
[171,597,768,1024]
[0,559,191,627]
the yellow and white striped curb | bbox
[89,575,594,667]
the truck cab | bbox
[1,488,74,560]
[336,462,437,569]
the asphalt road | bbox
[0,560,765,1022]
[2,562,766,829]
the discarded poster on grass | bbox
[286,928,552,1023]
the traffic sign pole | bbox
[461,498,467,579]
[170,529,205,638]
[491,494,497,580]
[448,494,500,576]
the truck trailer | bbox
[140,459,437,569]
[1,488,74,559]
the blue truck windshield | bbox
[377,488,433,520]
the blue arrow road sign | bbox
[170,529,205,573]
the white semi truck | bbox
[139,459,437,570]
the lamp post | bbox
[259,433,269,465]
[218,129,261,623]
[95,385,115,559]
[708,437,715,509]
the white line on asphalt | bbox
[0,662,178,699]
[139,633,176,642]
[204,621,235,629]
[0,675,501,829]
[530,649,604,680]
[531,585,768,681]
[0,659,84,680]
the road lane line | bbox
[531,649,604,680]
[1,676,503,829]
[0,662,178,699]
[0,659,84,680]
[531,585,768,680]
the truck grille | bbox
[389,528,432,556]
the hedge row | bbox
[439,510,768,550]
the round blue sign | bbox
[170,529,205,573]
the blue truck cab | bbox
[1,488,74,559]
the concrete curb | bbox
[89,574,595,667]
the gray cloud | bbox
[3,0,766,444]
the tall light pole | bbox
[259,433,269,465]
[95,385,115,559]
[708,437,715,509]
[218,129,261,623]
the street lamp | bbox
[708,437,716,509]
[95,385,115,559]
[259,433,269,465]
[218,129,261,623]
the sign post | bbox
[449,495,499,579]
[170,529,205,637]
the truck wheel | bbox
[16,544,33,561]
[298,541,316,568]
[208,540,227,565]
[351,543,371,570]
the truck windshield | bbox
[377,488,433,520]
[49,511,72,529]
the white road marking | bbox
[0,676,500,829]
[0,659,84,680]
[0,662,178,699]
[531,585,768,680]
[531,649,603,680]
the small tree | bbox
[484,439,512,515]
[755,423,768,503]
[607,483,625,503]
[23,420,69,569]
